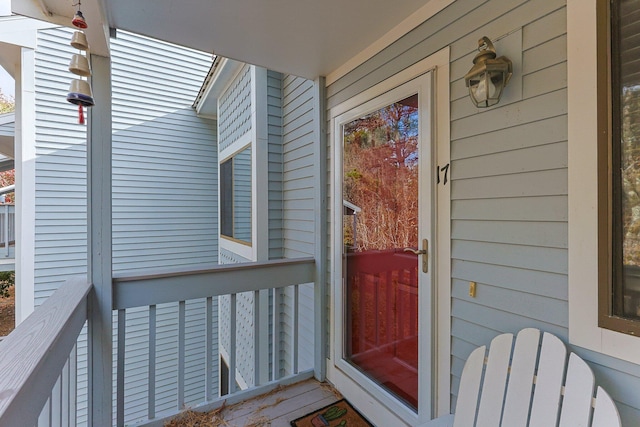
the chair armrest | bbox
[416,414,455,427]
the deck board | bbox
[220,379,341,426]
[269,396,338,427]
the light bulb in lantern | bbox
[473,73,497,101]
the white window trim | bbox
[217,65,270,263]
[220,132,251,163]
[220,237,253,261]
[328,47,451,425]
[567,0,640,363]
[219,135,253,259]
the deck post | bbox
[87,53,113,427]
[313,76,327,381]
[14,47,37,323]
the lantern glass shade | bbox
[465,37,512,108]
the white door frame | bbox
[328,47,450,426]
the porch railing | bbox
[0,203,15,257]
[113,257,316,426]
[0,257,316,427]
[0,276,91,427]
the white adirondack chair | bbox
[423,328,621,427]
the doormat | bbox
[290,399,374,427]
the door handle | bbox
[403,248,427,255]
[403,239,428,273]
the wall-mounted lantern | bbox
[464,36,513,108]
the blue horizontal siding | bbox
[327,0,640,424]
[110,31,217,424]
[33,27,218,425]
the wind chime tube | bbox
[66,79,94,125]
[70,31,89,50]
[69,53,91,77]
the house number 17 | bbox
[437,163,450,185]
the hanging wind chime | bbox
[66,0,94,124]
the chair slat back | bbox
[559,353,595,427]
[453,345,486,427]
[449,329,621,427]
[591,387,622,427]
[529,332,567,427]
[501,328,541,427]
[475,333,513,427]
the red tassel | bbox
[78,105,84,124]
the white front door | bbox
[330,50,450,426]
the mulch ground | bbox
[0,285,15,336]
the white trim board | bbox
[220,237,253,261]
[251,66,269,262]
[0,113,14,126]
[219,131,251,163]
[195,58,244,118]
[14,47,36,324]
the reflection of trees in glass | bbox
[0,170,14,203]
[622,85,640,266]
[0,90,15,204]
[0,89,13,114]
[343,95,419,251]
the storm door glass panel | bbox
[343,94,419,409]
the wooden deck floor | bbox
[215,379,342,427]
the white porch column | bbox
[14,46,36,324]
[87,53,113,426]
[251,66,270,384]
[313,76,327,381]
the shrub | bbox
[0,271,14,298]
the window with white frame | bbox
[600,0,640,334]
[568,0,640,362]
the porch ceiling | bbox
[14,0,439,79]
